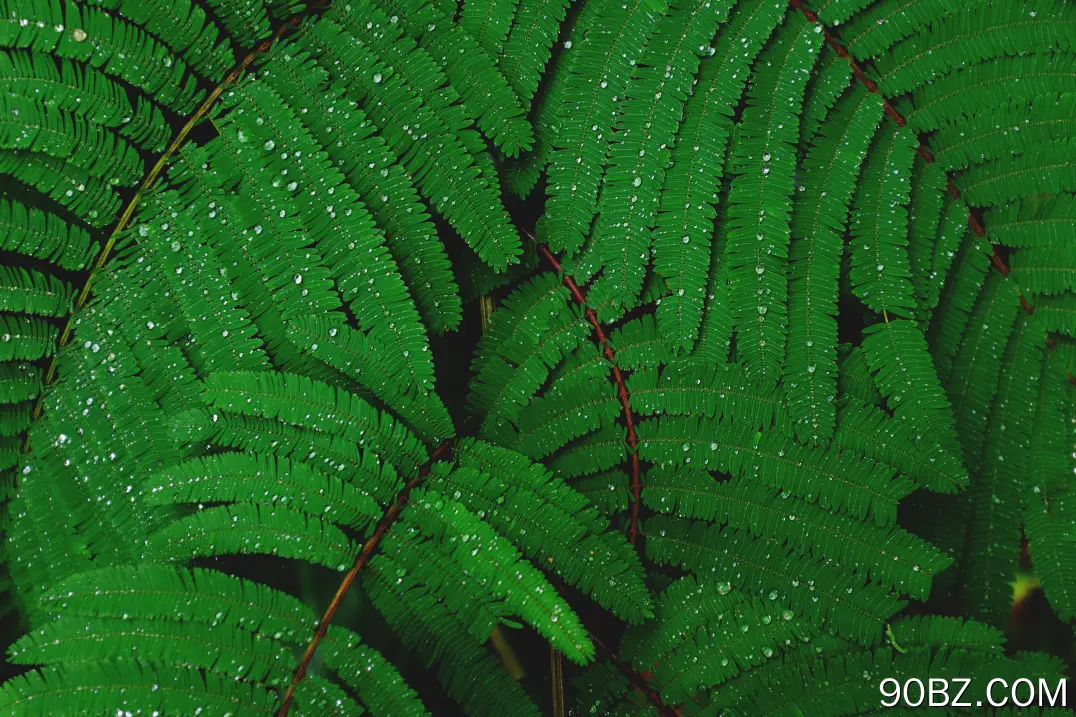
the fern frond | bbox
[28,563,420,716]
[638,415,912,525]
[145,452,383,529]
[833,398,967,493]
[500,4,599,200]
[642,469,950,596]
[905,155,948,317]
[946,272,1022,471]
[0,93,139,185]
[0,198,96,270]
[365,555,545,717]
[125,207,271,372]
[836,344,881,405]
[960,313,1044,625]
[1024,355,1076,621]
[1010,246,1076,296]
[89,0,235,77]
[645,517,904,644]
[573,470,633,516]
[0,663,279,716]
[255,49,463,333]
[0,0,204,113]
[0,49,169,152]
[686,201,734,363]
[402,488,595,663]
[541,0,667,254]
[934,93,1076,173]
[609,314,670,370]
[488,368,620,459]
[623,577,808,704]
[1031,292,1076,338]
[9,616,295,683]
[588,0,733,317]
[711,643,1062,717]
[41,564,319,641]
[902,53,1076,134]
[629,359,785,430]
[986,195,1076,250]
[920,196,970,319]
[0,266,73,317]
[498,0,571,103]
[862,319,962,462]
[363,0,535,155]
[726,12,820,383]
[202,0,271,46]
[447,439,653,622]
[848,125,919,319]
[286,317,454,445]
[0,152,120,226]
[0,315,55,362]
[296,20,522,269]
[459,0,518,55]
[151,502,358,569]
[200,370,428,472]
[1026,492,1076,622]
[928,227,992,382]
[171,410,381,486]
[785,86,882,443]
[833,0,975,59]
[469,273,588,432]
[2,0,1074,709]
[653,0,785,331]
[958,143,1076,208]
[798,47,852,153]
[874,0,1076,97]
[546,423,628,480]
[320,626,431,717]
[217,66,440,385]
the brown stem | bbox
[527,237,642,545]
[551,647,566,717]
[788,0,1073,382]
[275,441,452,717]
[21,15,304,451]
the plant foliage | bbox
[0,0,1074,714]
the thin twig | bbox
[551,647,566,717]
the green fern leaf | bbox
[862,318,963,463]
[541,0,667,254]
[848,125,919,319]
[645,517,905,644]
[785,86,883,443]
[725,12,820,383]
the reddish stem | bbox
[530,240,642,545]
[276,441,452,716]
[991,249,1012,278]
